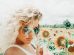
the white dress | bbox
[4,45,36,55]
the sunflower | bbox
[42,30,49,38]
[55,36,66,48]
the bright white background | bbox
[0,0,74,25]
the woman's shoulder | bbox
[4,46,26,55]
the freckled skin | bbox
[18,26,33,44]
[18,19,39,44]
[18,21,32,44]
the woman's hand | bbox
[39,48,43,55]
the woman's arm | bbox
[4,47,26,55]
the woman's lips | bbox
[25,38,32,41]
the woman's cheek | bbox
[29,32,33,39]
[19,34,26,42]
[22,37,27,43]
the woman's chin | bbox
[24,41,31,44]
[27,42,31,44]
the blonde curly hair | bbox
[15,7,42,22]
[0,7,42,52]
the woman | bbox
[4,7,42,55]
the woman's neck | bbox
[21,44,30,48]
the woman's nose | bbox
[26,32,33,38]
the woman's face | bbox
[18,21,33,44]
[18,17,39,45]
